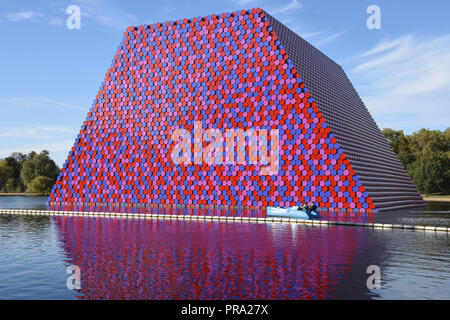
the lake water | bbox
[0,196,449,299]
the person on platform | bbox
[299,202,310,212]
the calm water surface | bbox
[0,196,449,299]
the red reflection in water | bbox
[320,211,376,224]
[54,214,363,299]
[49,203,265,218]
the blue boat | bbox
[267,206,321,219]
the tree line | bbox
[0,150,60,194]
[382,128,450,196]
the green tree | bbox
[20,157,37,188]
[408,151,450,197]
[10,152,27,164]
[382,128,409,154]
[409,128,449,154]
[34,150,59,180]
[3,157,21,179]
[5,178,16,193]
[383,127,450,195]
[382,128,415,169]
[2,156,24,192]
[0,161,13,192]
[443,127,450,158]
[29,176,54,194]
[20,150,60,191]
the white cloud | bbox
[49,17,64,26]
[277,22,345,48]
[0,97,88,112]
[348,34,450,132]
[0,141,74,167]
[6,11,41,22]
[95,15,116,26]
[299,30,326,40]
[271,0,302,15]
[0,126,76,139]
[73,0,138,29]
[358,35,413,58]
[5,8,67,27]
[0,96,88,166]
[314,30,347,47]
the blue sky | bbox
[1,0,449,166]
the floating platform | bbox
[0,209,448,233]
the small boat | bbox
[267,206,321,219]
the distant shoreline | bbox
[0,193,49,196]
[421,196,450,202]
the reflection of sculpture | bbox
[48,203,265,218]
[54,215,363,299]
[49,8,422,212]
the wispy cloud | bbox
[270,0,302,15]
[5,8,64,27]
[6,11,42,22]
[0,140,74,166]
[4,2,138,29]
[314,29,347,47]
[49,17,64,26]
[348,34,450,131]
[0,96,84,165]
[74,0,138,29]
[299,30,326,40]
[0,126,76,139]
[358,35,413,58]
[0,97,88,112]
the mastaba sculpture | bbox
[49,8,424,212]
